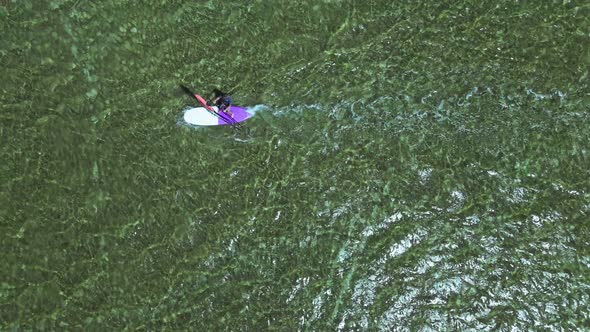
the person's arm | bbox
[206,97,218,106]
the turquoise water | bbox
[1,1,589,330]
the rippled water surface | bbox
[1,1,589,330]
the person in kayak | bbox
[210,89,233,118]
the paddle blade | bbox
[180,85,212,110]
[194,94,210,108]
[180,84,197,100]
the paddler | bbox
[210,89,233,118]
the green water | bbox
[2,1,589,330]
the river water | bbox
[1,1,589,330]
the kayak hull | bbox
[183,106,251,126]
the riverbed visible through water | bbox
[1,1,589,330]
